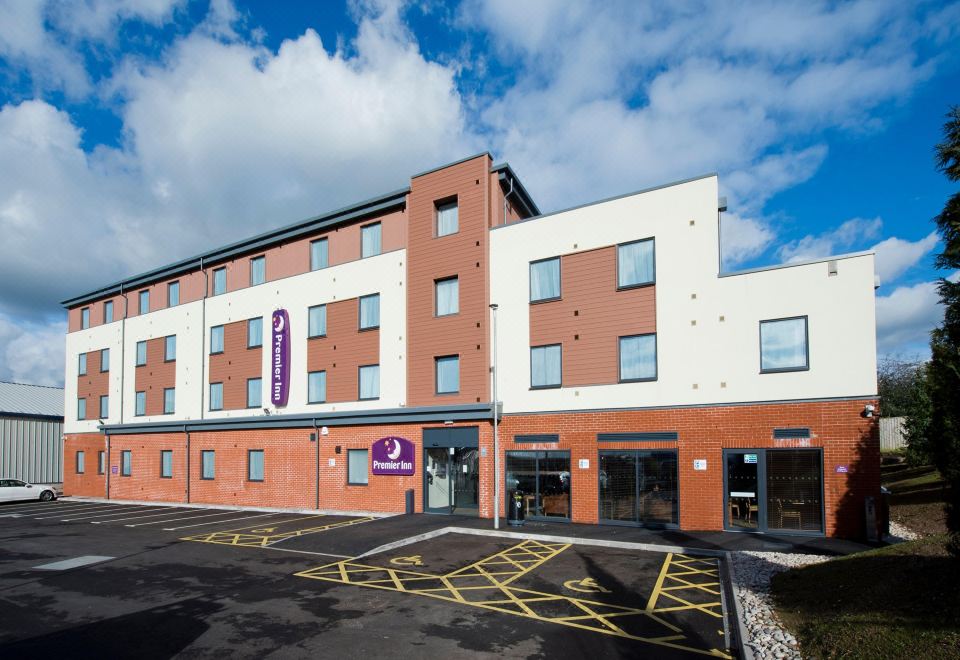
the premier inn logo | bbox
[271,309,289,407]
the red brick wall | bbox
[63,433,107,497]
[109,433,188,502]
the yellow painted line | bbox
[646,551,673,612]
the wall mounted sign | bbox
[372,436,415,476]
[693,459,707,471]
[271,309,290,407]
[111,465,118,475]
[835,465,849,474]
[578,458,590,469]
[744,454,758,464]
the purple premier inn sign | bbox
[371,436,415,476]
[271,309,290,407]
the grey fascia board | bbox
[410,152,491,179]
[489,172,719,232]
[0,412,65,422]
[101,402,494,435]
[61,189,410,308]
[719,251,875,278]
[492,163,542,217]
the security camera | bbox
[863,404,875,418]
[263,407,271,416]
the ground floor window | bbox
[121,450,131,476]
[160,450,173,478]
[599,450,678,527]
[347,449,368,485]
[201,450,215,480]
[725,448,823,534]
[505,451,570,520]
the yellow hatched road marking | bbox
[181,515,374,547]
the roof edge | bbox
[410,152,491,179]
[719,250,875,278]
[491,162,541,217]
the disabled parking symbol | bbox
[563,577,610,594]
[390,555,424,567]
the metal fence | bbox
[880,416,907,452]
[0,416,64,484]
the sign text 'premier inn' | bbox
[271,309,290,407]
[371,436,415,476]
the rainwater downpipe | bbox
[502,176,515,225]
[185,424,191,504]
[313,418,321,510]
[200,257,208,420]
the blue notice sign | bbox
[744,454,758,464]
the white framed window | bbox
[81,307,90,329]
[436,355,460,394]
[359,294,380,330]
[121,450,131,476]
[210,325,224,354]
[168,281,180,307]
[161,450,173,478]
[248,450,264,482]
[213,267,227,295]
[617,238,655,289]
[435,277,459,316]
[247,378,262,408]
[163,388,175,414]
[530,257,561,302]
[308,370,327,403]
[248,317,263,348]
[99,395,109,419]
[201,450,215,479]
[139,290,150,315]
[103,301,113,323]
[250,256,266,286]
[78,353,87,376]
[209,382,223,411]
[135,341,147,366]
[359,364,379,400]
[361,222,382,258]
[619,334,657,382]
[347,449,368,485]
[310,238,328,271]
[436,200,458,236]
[308,305,327,338]
[135,391,146,416]
[760,316,809,372]
[100,348,110,372]
[165,335,176,361]
[531,344,562,388]
[77,397,86,421]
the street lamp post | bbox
[490,303,500,530]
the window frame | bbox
[160,450,173,479]
[99,394,109,419]
[530,343,563,389]
[164,335,176,362]
[121,450,131,477]
[246,377,262,409]
[618,333,659,383]
[212,267,227,296]
[168,280,180,307]
[529,256,562,303]
[103,301,113,324]
[308,304,327,338]
[616,237,656,290]
[81,307,90,329]
[247,317,263,349]
[98,451,105,475]
[200,450,215,480]
[77,397,86,421]
[78,352,87,376]
[76,450,85,474]
[248,449,265,482]
[434,276,459,317]
[361,222,382,258]
[250,255,266,286]
[435,355,460,395]
[347,449,369,485]
[138,289,150,315]
[435,198,459,237]
[358,364,380,401]
[209,382,224,411]
[135,340,147,366]
[163,387,175,415]
[358,293,380,331]
[759,315,810,374]
[307,370,327,404]
[210,325,225,355]
[310,237,329,271]
[135,391,146,417]
[100,348,109,372]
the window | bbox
[77,397,86,421]
[121,450,131,476]
[98,451,105,475]
[104,301,113,324]
[163,388,175,414]
[139,289,150,315]
[99,395,109,419]
[76,451,85,474]
[100,348,109,372]
[250,255,266,286]
[506,451,571,520]
[213,267,226,295]
[619,334,657,382]
[359,364,379,400]
[531,344,562,388]
[78,353,87,376]
[209,382,223,411]
[135,340,147,366]
[81,307,90,329]
[310,238,328,271]
[167,281,179,307]
[248,450,264,482]
[135,391,146,416]
[248,317,263,348]
[160,450,173,478]
[435,277,459,316]
[247,378,262,408]
[359,294,380,330]
[600,450,678,526]
[436,200,458,236]
[201,450,215,479]
[347,449,368,485]
[210,325,224,354]
[760,316,809,372]
[361,222,382,258]
[530,257,561,302]
[308,371,327,403]
[165,335,176,361]
[308,305,327,338]
[436,356,460,394]
[617,238,655,289]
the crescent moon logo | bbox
[386,439,402,460]
[273,314,285,332]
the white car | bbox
[0,479,57,502]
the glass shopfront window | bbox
[599,450,678,527]
[505,451,571,520]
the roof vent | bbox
[718,196,728,212]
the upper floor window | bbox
[168,281,180,307]
[100,395,109,419]
[209,382,224,411]
[250,256,266,286]
[247,378,262,408]
[531,344,562,389]
[530,257,561,302]
[359,364,380,400]
[213,267,227,296]
[139,290,150,315]
[361,222,382,258]
[308,370,327,404]
[77,397,86,421]
[163,388,175,414]
[81,307,90,329]
[619,334,657,382]
[78,353,87,376]
[617,238,655,289]
[135,391,146,416]
[248,317,263,348]
[210,325,224,354]
[103,301,113,324]
[100,348,110,372]
[308,305,327,338]
[760,316,809,373]
[310,238,329,271]
[135,341,147,366]
[436,200,458,237]
[436,355,460,394]
[165,335,176,361]
[359,294,380,330]
[435,277,459,316]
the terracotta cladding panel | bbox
[77,349,110,404]
[134,337,177,416]
[305,298,380,402]
[407,155,491,406]
[68,294,126,332]
[63,434,107,497]
[530,247,657,386]
[209,320,263,410]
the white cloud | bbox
[721,213,776,268]
[875,278,949,355]
[778,217,883,263]
[0,313,65,387]
[871,231,939,284]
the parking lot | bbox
[0,499,737,658]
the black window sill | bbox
[248,479,264,483]
[530,296,562,305]
[760,366,810,374]
[358,397,380,402]
[435,312,459,318]
[164,358,176,363]
[358,325,380,332]
[307,334,327,340]
[435,391,460,396]
[100,369,109,373]
[135,363,146,368]
[200,477,215,481]
[530,384,562,390]
[247,344,262,350]
[160,475,172,479]
[307,400,327,405]
[347,482,369,487]
[619,376,658,383]
[616,281,655,292]
[210,351,224,356]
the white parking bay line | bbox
[62,506,156,521]
[34,555,115,570]
[34,505,124,519]
[163,511,278,531]
[125,510,243,527]
[90,507,182,523]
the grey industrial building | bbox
[0,381,65,485]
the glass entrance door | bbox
[726,451,760,531]
[425,447,451,513]
[424,447,479,515]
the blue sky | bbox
[0,0,957,385]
